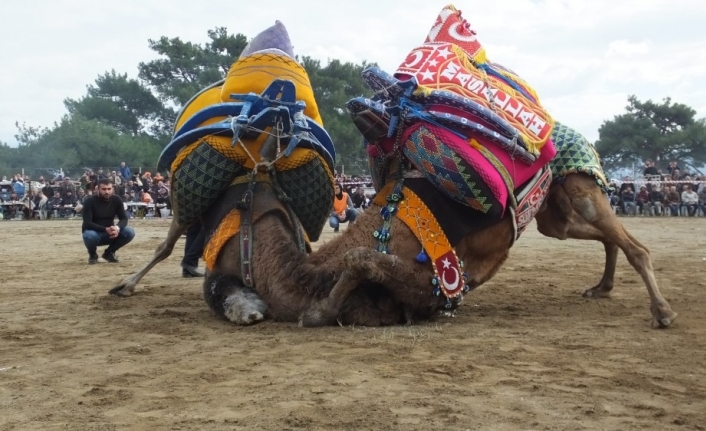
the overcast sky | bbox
[1,0,704,147]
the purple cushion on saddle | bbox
[427,104,557,186]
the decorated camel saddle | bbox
[159,21,336,282]
[347,5,559,306]
[550,121,608,188]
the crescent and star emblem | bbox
[441,267,460,291]
[404,50,424,68]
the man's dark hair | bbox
[97,178,113,187]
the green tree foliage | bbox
[301,57,374,174]
[596,96,706,173]
[64,70,168,138]
[11,116,162,175]
[138,27,248,107]
[0,141,21,177]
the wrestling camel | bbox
[111,10,676,330]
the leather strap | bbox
[238,188,254,287]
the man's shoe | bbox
[102,251,119,263]
[88,253,99,264]
[182,265,204,278]
[333,227,339,233]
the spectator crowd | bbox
[5,158,703,222]
[0,162,171,220]
[607,160,706,217]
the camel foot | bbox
[582,284,613,299]
[651,304,677,329]
[223,290,267,326]
[299,300,337,327]
[109,283,136,297]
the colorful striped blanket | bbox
[347,4,556,219]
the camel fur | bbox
[111,168,676,330]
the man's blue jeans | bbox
[82,227,135,254]
[329,209,358,230]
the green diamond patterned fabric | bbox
[549,122,608,187]
[173,142,244,225]
[276,156,334,242]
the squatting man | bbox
[81,178,135,264]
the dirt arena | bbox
[1,217,705,430]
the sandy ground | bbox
[1,217,705,431]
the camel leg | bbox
[299,247,438,327]
[583,242,618,298]
[545,175,677,328]
[298,269,360,327]
[203,272,268,325]
[108,218,187,297]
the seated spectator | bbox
[112,170,122,187]
[140,190,153,204]
[636,186,649,215]
[142,177,153,193]
[648,185,664,216]
[32,191,49,219]
[350,187,368,213]
[666,186,681,216]
[141,171,152,186]
[11,175,25,199]
[60,177,76,201]
[5,192,20,219]
[76,188,87,202]
[123,179,139,195]
[681,185,699,216]
[47,191,64,218]
[621,186,637,215]
[19,190,36,220]
[74,188,89,215]
[606,181,618,207]
[41,180,53,198]
[64,191,78,217]
[153,180,169,217]
[154,180,169,204]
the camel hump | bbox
[549,122,608,188]
[158,22,336,234]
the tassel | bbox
[415,249,428,263]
